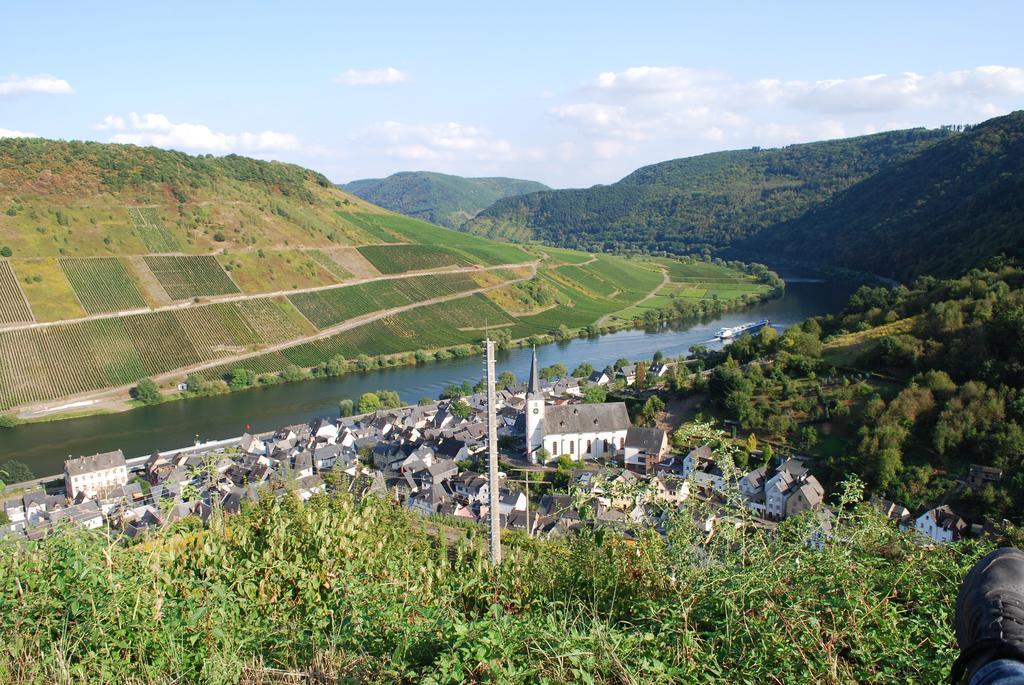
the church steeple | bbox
[524,346,545,463]
[527,346,541,397]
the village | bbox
[1,350,970,546]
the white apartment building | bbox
[64,450,129,500]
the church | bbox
[524,348,631,464]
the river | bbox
[0,276,858,477]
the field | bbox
[357,245,474,274]
[0,260,34,324]
[60,257,147,314]
[10,259,85,321]
[217,250,341,294]
[654,257,762,283]
[305,249,353,280]
[287,273,481,329]
[127,207,181,253]
[144,255,240,300]
[334,210,407,243]
[234,297,316,342]
[0,298,310,409]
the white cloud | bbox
[356,120,544,163]
[0,74,73,98]
[94,114,125,131]
[333,67,410,86]
[0,127,37,138]
[102,112,302,153]
[551,64,1024,159]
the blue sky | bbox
[2,1,1022,187]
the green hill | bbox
[0,139,771,417]
[736,111,1024,280]
[464,128,952,252]
[343,171,549,228]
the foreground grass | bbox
[0,490,979,684]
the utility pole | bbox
[485,338,502,566]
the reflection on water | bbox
[1,278,857,475]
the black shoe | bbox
[951,547,1024,683]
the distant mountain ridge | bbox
[343,171,549,228]
[464,128,952,253]
[735,112,1024,280]
[464,113,1024,280]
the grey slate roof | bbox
[545,402,630,434]
[65,450,126,476]
[527,347,541,397]
[625,426,666,453]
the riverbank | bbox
[0,277,856,476]
[4,277,782,424]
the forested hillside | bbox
[343,171,549,228]
[698,260,1024,524]
[737,111,1024,280]
[464,128,951,252]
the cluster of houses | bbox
[0,349,986,545]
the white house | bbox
[64,450,129,500]
[915,506,967,544]
[497,488,528,516]
[681,445,726,491]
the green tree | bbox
[0,414,18,429]
[135,378,161,405]
[0,246,11,258]
[376,390,402,409]
[583,385,608,404]
[800,426,819,450]
[338,399,354,417]
[184,373,208,395]
[326,355,349,377]
[449,398,472,418]
[572,362,594,378]
[281,365,307,382]
[0,460,34,484]
[540,363,567,381]
[498,370,517,387]
[358,392,382,414]
[230,368,254,390]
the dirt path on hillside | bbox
[597,268,670,326]
[14,262,538,419]
[0,261,537,334]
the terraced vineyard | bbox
[235,298,315,343]
[60,257,147,314]
[287,272,481,329]
[357,245,474,274]
[0,302,275,409]
[128,207,180,253]
[306,249,353,280]
[144,255,240,300]
[0,260,33,324]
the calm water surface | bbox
[0,277,857,476]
